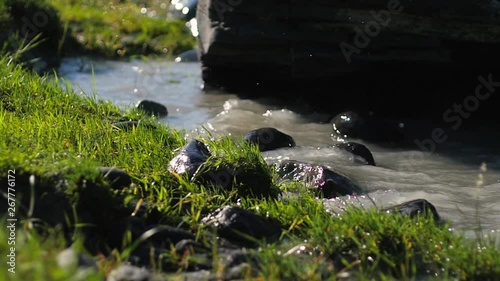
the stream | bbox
[56,55,500,240]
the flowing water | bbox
[57,56,500,240]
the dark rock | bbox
[201,206,281,247]
[106,216,146,250]
[333,142,376,166]
[383,199,441,222]
[244,127,296,152]
[331,110,405,143]
[135,100,168,117]
[127,245,174,269]
[98,167,132,189]
[168,139,211,179]
[196,0,500,121]
[111,121,157,131]
[273,160,363,198]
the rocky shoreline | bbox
[1,1,500,280]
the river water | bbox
[57,56,500,240]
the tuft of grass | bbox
[48,0,196,58]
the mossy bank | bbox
[1,47,500,280]
[0,0,196,71]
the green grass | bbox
[0,51,500,281]
[0,0,196,66]
[48,0,196,58]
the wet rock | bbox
[333,142,376,166]
[166,270,213,281]
[201,206,282,247]
[163,249,259,280]
[244,127,296,152]
[383,199,441,222]
[107,264,165,281]
[135,100,168,117]
[273,160,363,198]
[98,167,132,189]
[331,110,405,143]
[175,49,200,62]
[175,239,210,255]
[168,139,211,179]
[111,121,157,131]
[331,111,366,139]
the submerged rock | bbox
[383,199,441,222]
[333,142,376,166]
[201,206,282,247]
[244,127,296,152]
[331,110,405,143]
[135,100,168,117]
[273,160,363,198]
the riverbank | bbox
[0,0,196,72]
[1,49,500,280]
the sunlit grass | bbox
[1,0,196,61]
[48,0,196,58]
